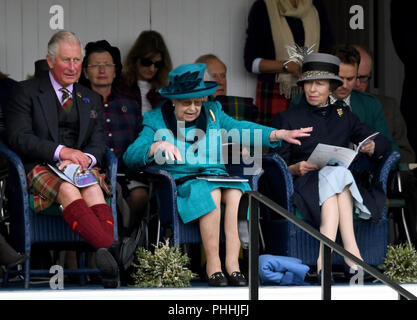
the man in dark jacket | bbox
[354,44,417,247]
[6,30,130,288]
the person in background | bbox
[391,1,417,158]
[0,71,18,168]
[79,40,148,239]
[0,71,28,272]
[0,71,18,131]
[329,45,398,153]
[195,54,258,122]
[353,45,372,93]
[0,233,28,268]
[243,0,333,126]
[195,54,227,97]
[353,44,414,163]
[123,63,312,287]
[115,30,172,116]
[354,44,417,247]
[6,30,135,288]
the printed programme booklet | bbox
[48,163,98,188]
[307,132,379,169]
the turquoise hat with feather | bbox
[159,63,218,99]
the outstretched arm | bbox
[270,127,313,145]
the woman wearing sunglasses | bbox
[115,30,173,117]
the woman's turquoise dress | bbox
[123,100,280,223]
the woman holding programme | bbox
[272,53,391,279]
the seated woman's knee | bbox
[221,188,243,204]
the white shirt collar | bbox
[330,94,351,110]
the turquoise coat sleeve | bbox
[123,102,283,172]
[208,101,281,148]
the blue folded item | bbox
[259,254,310,285]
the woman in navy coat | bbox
[272,53,391,278]
[124,63,311,286]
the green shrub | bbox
[380,243,417,283]
[130,239,196,288]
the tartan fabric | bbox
[27,164,112,213]
[255,80,290,127]
[113,78,167,116]
[102,92,141,160]
[59,87,73,114]
[214,95,258,122]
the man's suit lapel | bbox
[38,75,59,142]
[74,84,92,148]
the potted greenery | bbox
[380,243,417,283]
[130,239,196,288]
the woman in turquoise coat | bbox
[123,63,311,286]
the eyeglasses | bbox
[87,63,116,70]
[357,74,372,83]
[140,58,164,68]
[179,99,204,107]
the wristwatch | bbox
[282,60,290,73]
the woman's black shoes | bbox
[227,271,248,286]
[208,272,228,287]
[207,271,248,287]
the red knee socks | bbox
[89,203,115,237]
[62,199,114,250]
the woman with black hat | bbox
[80,40,149,241]
[124,63,312,286]
[272,53,392,280]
